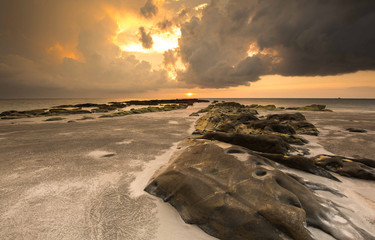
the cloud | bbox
[163,49,178,66]
[157,19,173,31]
[139,27,154,49]
[176,0,375,88]
[0,0,170,98]
[140,0,158,18]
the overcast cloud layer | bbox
[0,0,374,97]
[176,0,375,88]
[0,0,171,98]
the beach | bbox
[0,100,374,239]
[0,102,216,239]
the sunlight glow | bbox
[185,92,195,97]
[194,3,208,10]
[119,28,181,53]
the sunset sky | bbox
[0,0,374,99]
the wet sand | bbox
[302,110,375,159]
[0,102,215,240]
[0,104,374,239]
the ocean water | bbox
[0,98,374,113]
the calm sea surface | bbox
[0,98,374,113]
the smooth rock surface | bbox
[145,141,375,240]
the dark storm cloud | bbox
[140,0,158,18]
[0,0,170,98]
[163,49,178,66]
[139,27,154,49]
[177,0,375,88]
[157,20,173,31]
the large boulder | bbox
[201,132,293,154]
[145,142,374,240]
[195,108,258,134]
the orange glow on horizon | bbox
[185,92,195,97]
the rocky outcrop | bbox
[201,132,293,155]
[286,104,333,112]
[194,102,258,133]
[314,155,375,180]
[145,142,375,240]
[256,152,340,181]
[142,101,375,240]
[191,102,375,181]
[48,108,91,115]
[99,104,189,118]
[124,98,209,106]
[266,113,319,136]
[1,99,207,120]
[248,104,277,110]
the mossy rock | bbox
[45,117,65,121]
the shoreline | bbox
[1,101,374,239]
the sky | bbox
[0,0,374,99]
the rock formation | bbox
[144,101,375,239]
[145,142,375,240]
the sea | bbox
[0,98,374,113]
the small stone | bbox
[346,128,367,133]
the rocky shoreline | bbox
[0,99,209,120]
[144,101,375,240]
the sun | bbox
[185,92,195,97]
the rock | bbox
[48,108,91,115]
[91,108,110,113]
[1,116,21,120]
[45,117,65,121]
[257,153,340,181]
[0,109,48,118]
[74,103,100,108]
[145,142,374,240]
[108,102,127,108]
[189,112,199,117]
[287,174,346,197]
[267,113,306,121]
[228,112,258,123]
[196,105,215,113]
[125,99,208,106]
[314,155,375,180]
[99,104,187,118]
[195,107,258,133]
[281,135,309,145]
[162,104,188,111]
[346,128,367,133]
[350,156,375,168]
[201,132,293,154]
[290,121,319,136]
[79,116,95,120]
[302,104,327,111]
[246,120,296,135]
[248,104,277,110]
[286,105,333,112]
